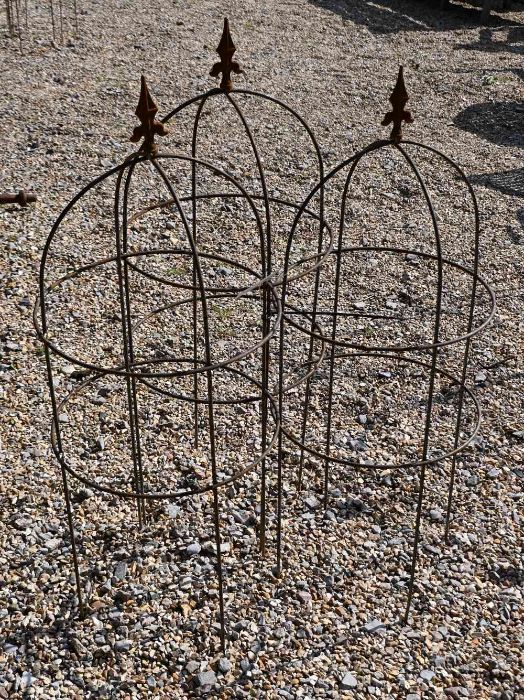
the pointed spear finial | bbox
[129,75,168,156]
[210,18,242,93]
[381,67,414,143]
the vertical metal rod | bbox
[297,151,326,494]
[321,156,363,505]
[322,247,343,507]
[42,335,84,615]
[396,144,443,623]
[114,162,144,526]
[275,279,286,576]
[224,94,272,556]
[152,158,226,651]
[190,97,208,450]
[122,186,147,524]
[49,0,56,42]
[58,0,64,43]
[259,285,270,556]
[122,166,147,524]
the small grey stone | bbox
[218,658,231,673]
[350,438,366,452]
[76,488,94,502]
[444,688,469,699]
[187,543,201,556]
[363,619,385,633]
[114,561,127,581]
[297,590,312,604]
[197,670,217,687]
[114,640,131,652]
[146,676,156,689]
[186,660,200,674]
[340,672,358,689]
[420,669,435,681]
[487,468,501,479]
[166,504,180,519]
[19,672,34,691]
[407,695,421,700]
[95,436,105,451]
[466,475,479,487]
[232,510,253,526]
[11,517,32,530]
[305,496,320,510]
[429,508,444,522]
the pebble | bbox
[197,670,217,687]
[340,672,358,689]
[429,508,444,522]
[363,619,385,633]
[420,669,435,681]
[187,543,201,556]
[114,561,127,580]
[218,658,232,673]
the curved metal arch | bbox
[281,246,495,352]
[34,249,282,380]
[38,156,143,335]
[124,194,328,292]
[49,360,280,500]
[280,351,482,470]
[37,152,271,351]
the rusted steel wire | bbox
[0,190,36,206]
[4,0,79,45]
[35,23,494,651]
[277,66,495,622]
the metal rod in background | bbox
[0,190,36,206]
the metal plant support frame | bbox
[35,20,495,649]
[277,68,496,621]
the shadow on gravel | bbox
[453,101,524,147]
[469,167,524,198]
[455,25,524,54]
[307,0,522,34]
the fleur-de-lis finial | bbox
[129,75,168,156]
[210,18,242,93]
[381,67,414,143]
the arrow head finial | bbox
[210,17,242,93]
[130,75,168,156]
[381,66,414,143]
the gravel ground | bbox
[1,0,523,698]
